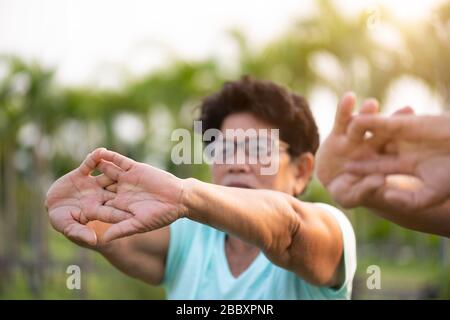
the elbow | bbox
[261,196,302,259]
[287,242,343,287]
[262,210,302,270]
[261,194,341,287]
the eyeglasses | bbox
[205,135,290,164]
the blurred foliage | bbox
[1,0,450,299]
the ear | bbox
[292,152,315,195]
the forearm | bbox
[181,178,299,254]
[82,221,156,283]
[80,218,168,285]
[94,239,163,285]
[181,178,343,285]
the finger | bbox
[359,98,379,115]
[345,155,416,175]
[101,190,117,203]
[349,174,385,206]
[381,107,415,154]
[95,174,115,188]
[333,92,356,135]
[87,220,111,242]
[63,222,97,246]
[96,149,135,171]
[97,159,123,181]
[86,205,133,224]
[384,187,440,211]
[327,173,385,208]
[102,218,144,242]
[327,173,361,208]
[347,115,392,145]
[80,191,132,223]
[348,116,408,143]
[383,141,398,155]
[353,98,381,144]
[106,183,118,193]
[347,116,371,143]
[392,106,415,116]
[78,147,107,175]
[104,199,114,206]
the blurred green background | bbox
[1,0,450,299]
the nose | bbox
[226,163,251,174]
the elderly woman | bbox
[46,76,356,299]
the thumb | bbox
[359,98,379,115]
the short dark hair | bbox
[198,75,319,157]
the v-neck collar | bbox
[218,232,267,282]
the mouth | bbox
[225,182,254,189]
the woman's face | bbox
[211,112,313,195]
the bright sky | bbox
[1,0,444,84]
[0,0,314,86]
[0,0,445,140]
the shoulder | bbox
[313,203,355,238]
[312,202,357,299]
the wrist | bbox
[178,177,198,219]
[179,177,207,221]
